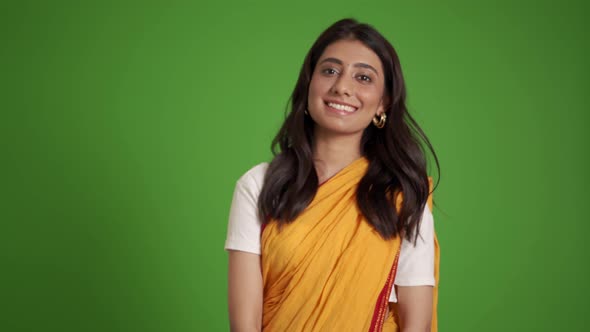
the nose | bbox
[330,74,353,96]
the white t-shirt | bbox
[224,162,435,303]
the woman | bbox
[225,18,440,332]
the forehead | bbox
[318,39,382,70]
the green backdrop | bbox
[2,0,588,331]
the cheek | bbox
[308,78,318,98]
[308,88,323,108]
[309,75,331,95]
[359,86,384,106]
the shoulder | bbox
[225,162,269,255]
[236,162,269,191]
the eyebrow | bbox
[319,57,379,76]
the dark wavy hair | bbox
[257,18,440,243]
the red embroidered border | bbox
[368,247,401,332]
[261,222,267,236]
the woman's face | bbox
[307,39,387,137]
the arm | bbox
[396,285,433,332]
[228,250,263,332]
[389,199,437,331]
[225,165,269,331]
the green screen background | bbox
[2,0,588,331]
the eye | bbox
[322,68,338,75]
[357,74,372,83]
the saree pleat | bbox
[261,157,438,331]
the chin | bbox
[313,119,367,137]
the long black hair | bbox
[258,18,440,243]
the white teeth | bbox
[327,102,357,113]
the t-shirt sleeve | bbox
[389,203,436,303]
[224,164,267,255]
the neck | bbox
[312,129,364,184]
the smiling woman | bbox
[308,39,387,141]
[225,18,440,332]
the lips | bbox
[324,100,359,113]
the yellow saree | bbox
[261,157,439,331]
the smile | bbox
[324,101,358,114]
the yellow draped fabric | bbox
[261,157,439,331]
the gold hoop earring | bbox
[372,113,387,128]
